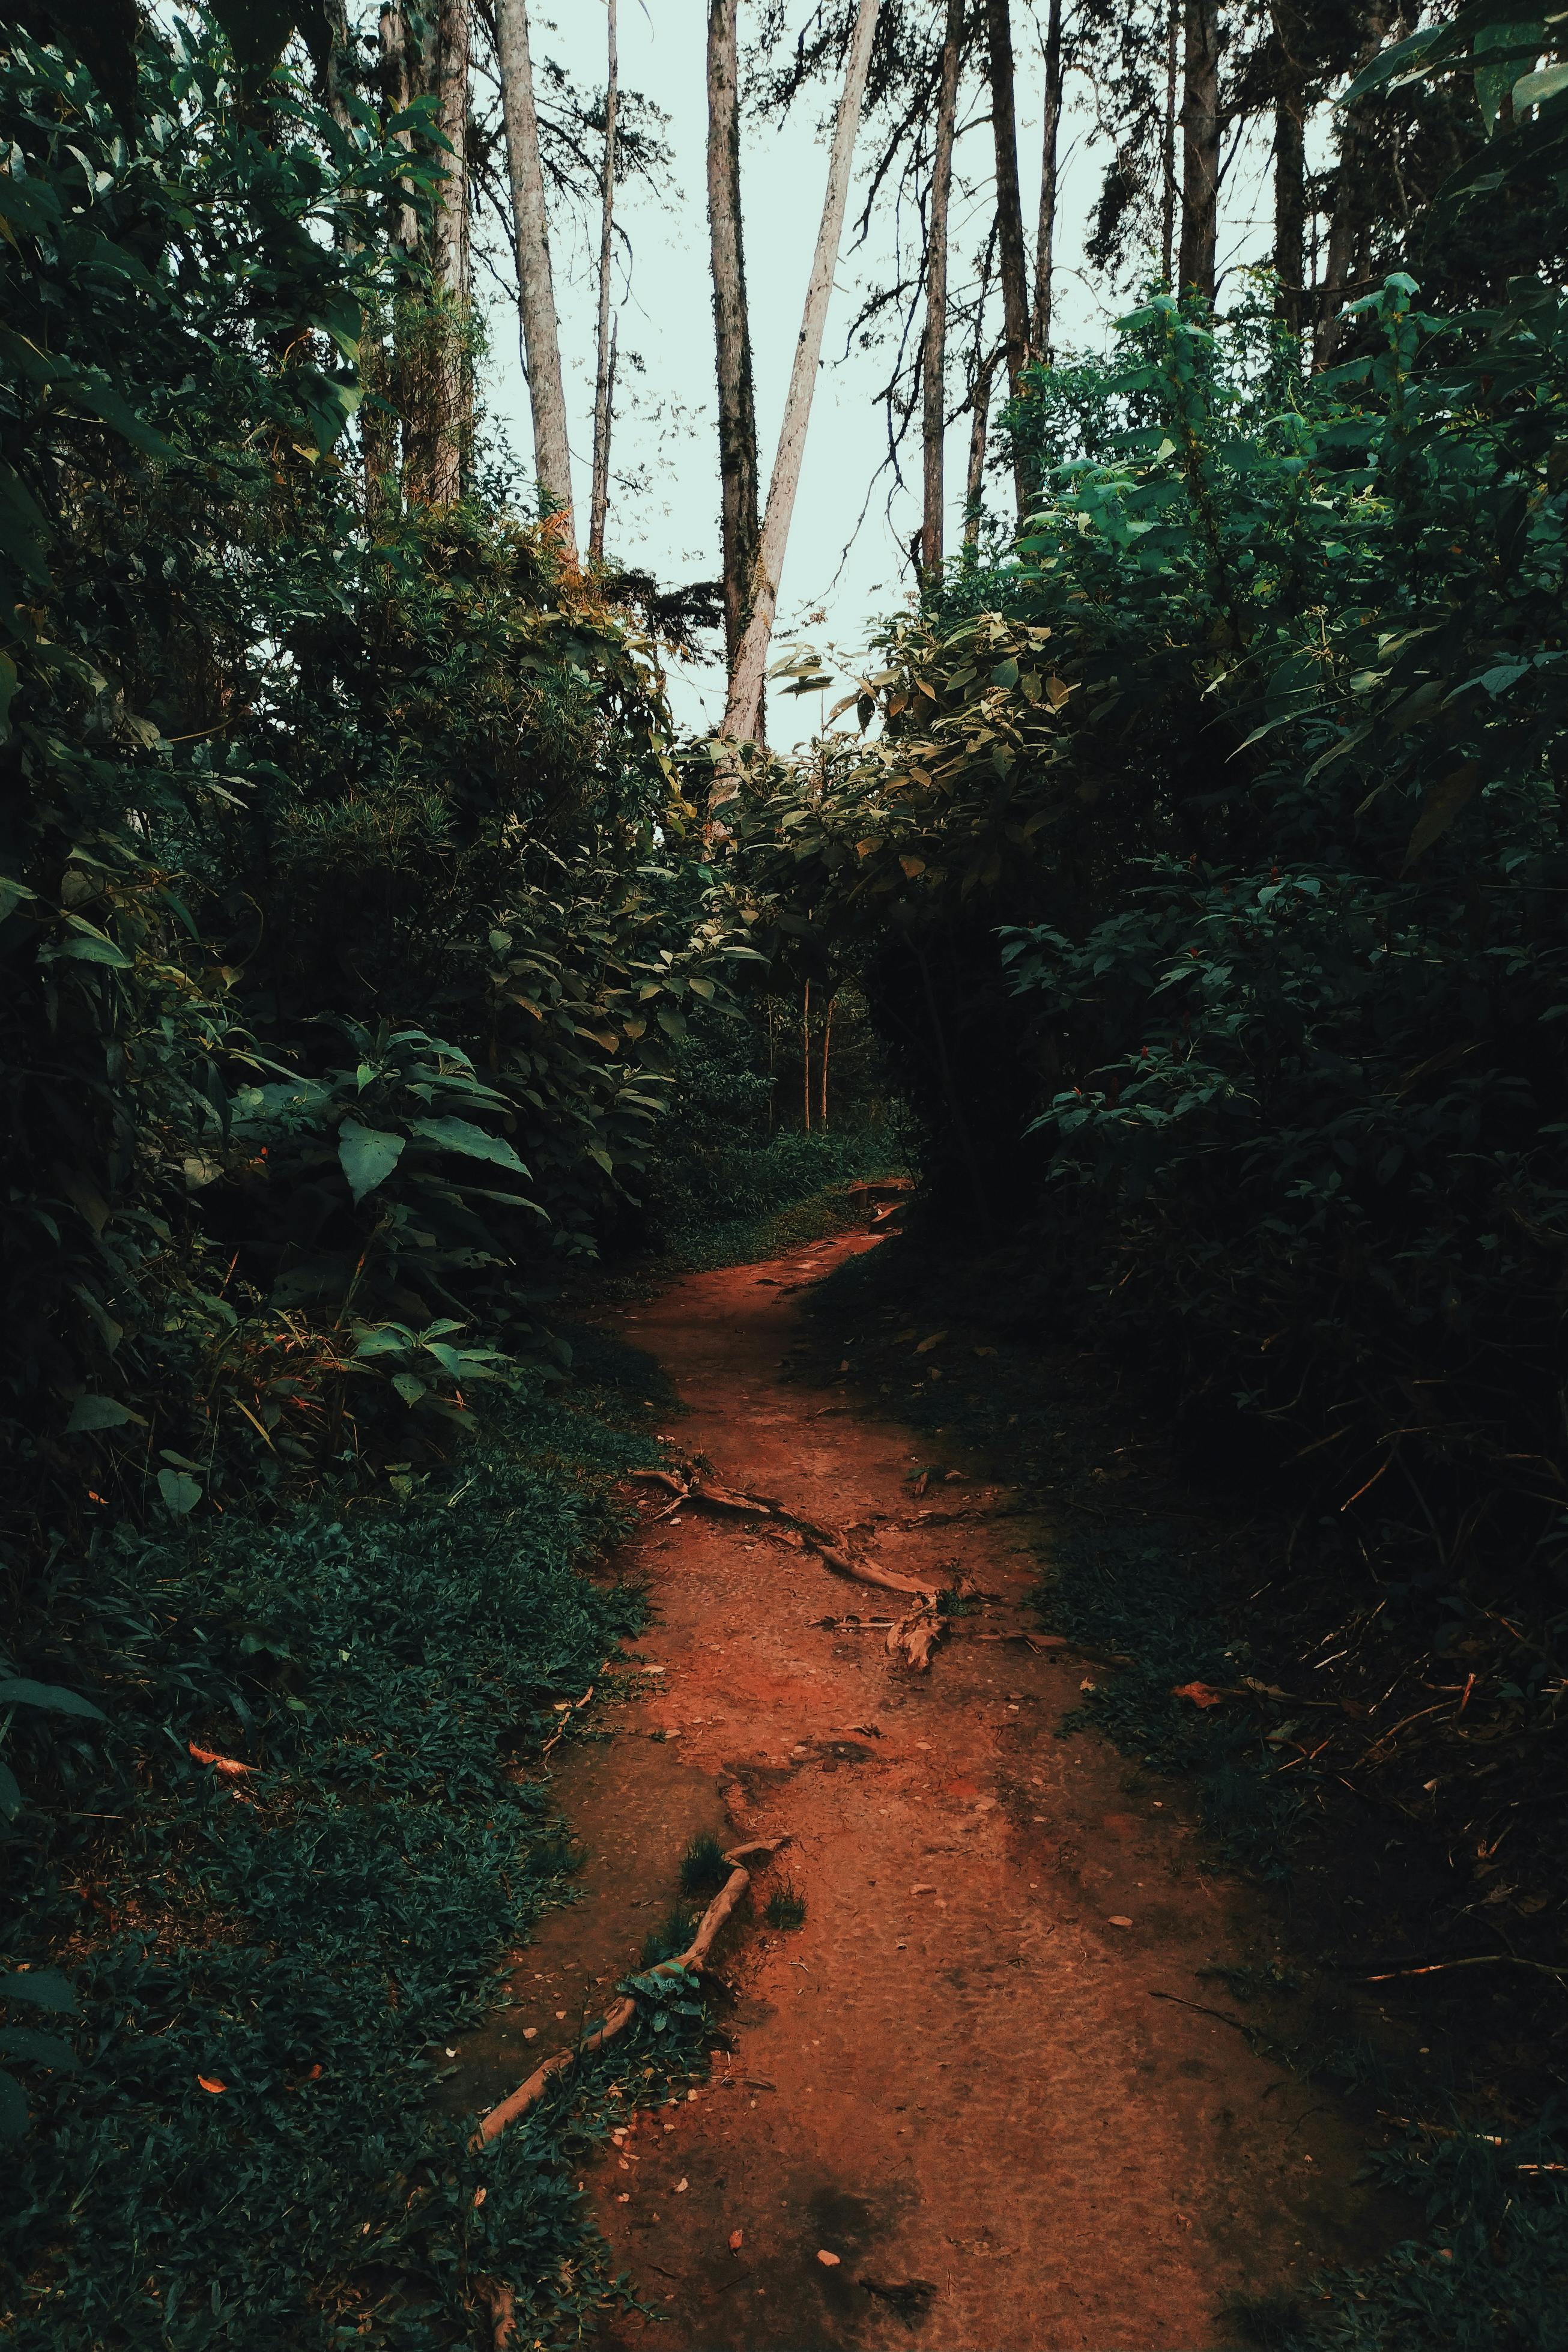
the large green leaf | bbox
[65,1394,145,1434]
[0,1969,77,2013]
[0,1678,104,1721]
[0,2026,79,2071]
[338,1120,406,1202]
[409,1117,527,1175]
[156,1468,202,1517]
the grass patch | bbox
[677,1832,729,1900]
[640,1905,698,1968]
[0,1356,700,2347]
[763,1882,807,1932]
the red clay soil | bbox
[464,1234,1396,2351]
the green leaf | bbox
[0,1762,20,1822]
[391,1374,427,1406]
[408,1117,526,1175]
[0,1970,77,2014]
[1514,59,1568,105]
[156,1468,202,1517]
[338,1121,406,1202]
[55,935,132,969]
[65,1395,145,1434]
[1404,764,1483,867]
[0,1678,104,1721]
[0,2027,79,2072]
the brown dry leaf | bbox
[1107,1915,1134,1929]
[188,1742,253,1778]
[915,1332,947,1354]
[197,2075,227,2094]
[817,2249,841,2267]
[1172,1681,1227,1708]
[729,2229,744,2252]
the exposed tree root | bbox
[886,1604,945,1671]
[630,1456,939,1617]
[473,1838,789,2150]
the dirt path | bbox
[459,1236,1388,2350]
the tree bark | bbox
[1161,0,1178,285]
[1031,0,1064,360]
[719,0,880,750]
[1178,0,1221,303]
[1273,16,1307,340]
[1314,0,1390,369]
[589,0,619,561]
[425,0,471,505]
[496,0,577,556]
[963,347,997,549]
[921,0,964,583]
[706,0,761,682]
[984,0,1033,519]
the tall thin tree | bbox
[589,0,619,560]
[1160,0,1178,284]
[1178,0,1221,302]
[1315,0,1390,367]
[921,0,965,582]
[496,0,577,556]
[425,0,471,505]
[707,0,761,681]
[1272,0,1307,339]
[984,0,1034,518]
[719,0,880,750]
[1031,0,1065,360]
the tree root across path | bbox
[629,1463,946,1670]
[472,1838,790,2151]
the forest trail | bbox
[459,1235,1385,2351]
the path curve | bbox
[470,1237,1385,2350]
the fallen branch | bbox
[539,1685,595,1758]
[886,1603,945,1672]
[473,1838,789,2148]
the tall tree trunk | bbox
[719,0,880,750]
[706,0,761,681]
[1273,7,1307,339]
[963,348,998,549]
[589,0,619,561]
[1179,0,1221,303]
[1031,0,1064,360]
[921,0,964,583]
[380,2,422,258]
[984,0,1033,518]
[424,0,471,505]
[1314,0,1389,368]
[1161,0,1178,284]
[496,0,577,557]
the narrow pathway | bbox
[466,1236,1387,2350]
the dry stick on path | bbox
[718,0,881,757]
[588,0,619,560]
[496,0,577,559]
[707,0,761,682]
[472,1840,790,2147]
[920,0,964,582]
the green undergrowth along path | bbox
[1,1337,711,2348]
[791,1235,1568,2352]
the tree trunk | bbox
[380,3,422,258]
[921,0,964,583]
[1273,67,1307,336]
[963,347,997,548]
[719,0,880,750]
[1314,0,1390,368]
[496,0,577,556]
[425,0,471,506]
[1031,0,1064,360]
[984,0,1033,519]
[706,0,761,681]
[589,0,619,562]
[1178,0,1221,303]
[1161,0,1178,285]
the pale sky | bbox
[477,4,1286,741]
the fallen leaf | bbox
[188,1742,253,1779]
[915,1332,947,1354]
[197,2075,227,2094]
[1172,1681,1226,1708]
[473,2186,487,2208]
[674,2178,688,2193]
[729,2229,744,2252]
[817,2249,841,2267]
[1107,1915,1134,1929]
[910,1882,936,1894]
[522,2026,538,2041]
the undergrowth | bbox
[0,1339,704,2347]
